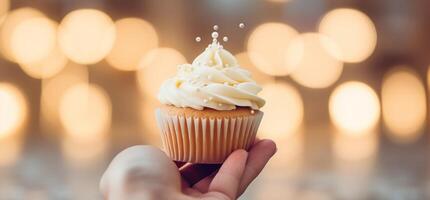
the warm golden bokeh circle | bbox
[382,67,426,143]
[19,45,68,79]
[289,33,343,88]
[247,22,298,76]
[235,52,274,84]
[106,18,159,71]
[0,83,27,139]
[137,48,187,97]
[319,8,377,63]
[59,83,111,142]
[0,7,45,62]
[329,81,380,134]
[58,9,116,64]
[10,17,57,64]
[258,82,304,141]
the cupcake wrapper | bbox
[155,108,263,164]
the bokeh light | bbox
[247,22,299,76]
[319,8,377,63]
[0,7,44,62]
[19,45,68,79]
[58,9,116,64]
[289,33,343,88]
[235,52,274,84]
[329,81,380,134]
[10,17,57,64]
[59,83,111,142]
[137,47,187,96]
[258,82,304,141]
[40,63,88,133]
[382,67,426,143]
[0,83,27,139]
[106,18,158,71]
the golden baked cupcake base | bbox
[155,105,263,164]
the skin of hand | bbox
[100,139,277,200]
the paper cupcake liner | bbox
[155,108,263,164]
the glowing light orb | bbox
[58,9,116,64]
[329,81,380,134]
[106,18,158,71]
[382,67,426,143]
[235,52,274,84]
[0,83,27,139]
[40,63,88,133]
[0,7,44,62]
[137,48,187,96]
[59,83,111,142]
[258,82,304,141]
[318,8,377,63]
[247,22,298,76]
[10,17,57,64]
[19,45,68,79]
[289,33,343,88]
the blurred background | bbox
[0,0,429,199]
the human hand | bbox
[100,139,277,200]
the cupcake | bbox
[155,31,265,164]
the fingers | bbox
[238,139,277,196]
[180,163,221,186]
[100,145,182,199]
[208,149,248,199]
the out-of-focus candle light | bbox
[137,48,187,97]
[382,67,426,143]
[106,18,158,71]
[247,22,298,76]
[289,33,343,88]
[10,17,57,64]
[235,52,274,84]
[0,7,44,62]
[40,63,88,134]
[58,9,116,64]
[258,82,304,141]
[0,83,27,140]
[329,81,380,135]
[59,83,111,142]
[318,8,377,63]
[19,45,68,79]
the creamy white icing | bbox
[158,40,265,111]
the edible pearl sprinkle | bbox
[203,99,208,103]
[218,103,223,107]
[211,32,219,39]
[195,37,201,42]
[239,23,245,28]
[213,25,219,30]
[223,36,228,42]
[251,110,255,114]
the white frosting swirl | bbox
[158,42,265,110]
